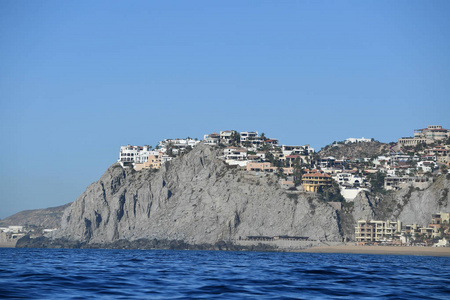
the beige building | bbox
[355,220,402,243]
[246,162,293,176]
[398,125,449,147]
[384,176,432,191]
[134,153,162,171]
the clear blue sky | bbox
[1,1,449,219]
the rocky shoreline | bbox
[15,235,278,252]
[15,235,450,257]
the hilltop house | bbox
[345,137,371,144]
[204,133,220,145]
[302,171,332,192]
[398,125,450,146]
[223,146,247,160]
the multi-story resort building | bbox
[355,220,402,243]
[428,213,450,238]
[398,125,450,146]
[355,212,450,245]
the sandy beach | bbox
[297,245,450,257]
[0,242,16,248]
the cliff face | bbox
[54,144,342,246]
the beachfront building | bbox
[355,220,402,243]
[428,213,450,238]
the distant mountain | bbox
[319,141,391,159]
[0,203,71,228]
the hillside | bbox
[16,143,449,249]
[0,203,71,228]
[319,141,391,159]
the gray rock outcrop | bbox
[52,144,343,246]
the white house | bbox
[345,137,372,144]
[159,138,199,149]
[204,133,220,145]
[223,147,247,160]
[118,145,141,165]
[417,161,436,173]
[240,131,258,142]
[220,130,236,145]
[281,145,314,156]
[336,173,364,186]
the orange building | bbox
[302,172,332,192]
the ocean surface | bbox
[0,249,449,299]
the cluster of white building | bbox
[203,130,280,150]
[118,125,449,200]
[0,226,24,234]
[118,138,201,170]
[345,137,372,144]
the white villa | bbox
[345,137,372,144]
[223,147,247,161]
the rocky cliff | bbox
[50,144,342,247]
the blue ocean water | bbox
[0,249,449,299]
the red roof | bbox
[302,172,331,178]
